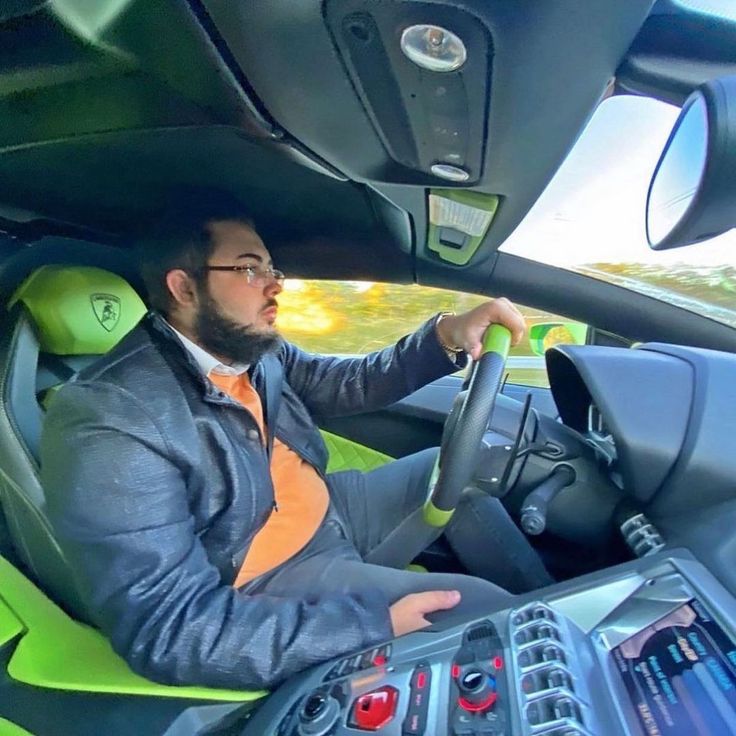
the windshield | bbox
[500,95,736,329]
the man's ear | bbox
[165,269,198,309]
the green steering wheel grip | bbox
[424,323,512,524]
[482,323,512,359]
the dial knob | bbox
[298,693,341,736]
[457,668,497,712]
[301,693,327,721]
[460,669,486,693]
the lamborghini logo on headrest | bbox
[91,294,121,332]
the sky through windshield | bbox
[501,95,735,268]
[674,0,736,21]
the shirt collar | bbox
[164,319,249,377]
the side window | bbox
[278,280,586,388]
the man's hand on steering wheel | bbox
[436,298,526,360]
[424,297,527,527]
[362,297,528,573]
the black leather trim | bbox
[5,305,43,462]
[0,303,87,620]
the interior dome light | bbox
[400,25,467,72]
[431,163,470,182]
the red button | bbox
[372,654,387,667]
[451,664,461,679]
[493,656,504,670]
[351,687,399,731]
[416,671,427,689]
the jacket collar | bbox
[145,311,270,401]
[162,319,249,378]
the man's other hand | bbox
[437,298,526,361]
[389,590,462,637]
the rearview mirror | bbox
[528,322,587,357]
[647,75,736,250]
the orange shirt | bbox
[209,372,329,586]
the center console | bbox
[241,551,736,735]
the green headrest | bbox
[9,265,146,355]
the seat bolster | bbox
[3,305,44,462]
[0,304,87,620]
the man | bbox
[41,197,528,691]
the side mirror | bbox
[647,75,736,250]
[528,322,587,357]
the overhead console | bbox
[325,0,491,185]
[241,551,736,735]
[198,0,654,255]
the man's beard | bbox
[194,292,281,366]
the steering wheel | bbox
[423,324,512,527]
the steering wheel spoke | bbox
[424,325,511,526]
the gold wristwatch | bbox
[435,312,464,359]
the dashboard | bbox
[234,342,736,736]
[241,551,736,735]
[528,342,736,591]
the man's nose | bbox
[264,279,282,297]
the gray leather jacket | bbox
[40,312,459,690]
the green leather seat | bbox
[0,264,146,622]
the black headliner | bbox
[0,1,651,248]
[206,0,654,257]
[0,0,734,318]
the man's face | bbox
[192,220,284,364]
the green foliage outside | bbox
[277,261,736,388]
[278,280,564,355]
[584,263,736,328]
[277,281,571,387]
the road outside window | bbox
[277,280,584,388]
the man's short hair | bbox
[138,189,255,314]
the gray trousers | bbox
[244,448,513,622]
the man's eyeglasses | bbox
[201,264,285,287]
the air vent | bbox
[467,624,494,641]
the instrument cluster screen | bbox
[612,598,736,735]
